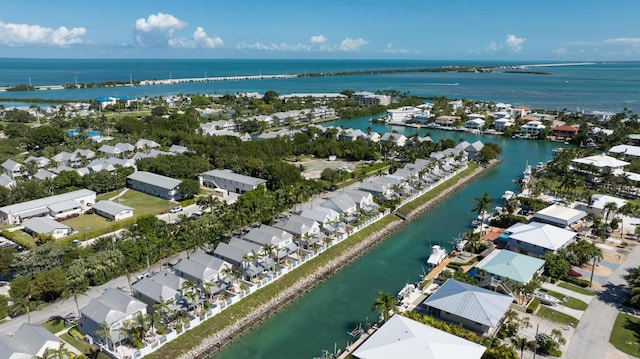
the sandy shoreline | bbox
[173,160,500,359]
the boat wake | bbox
[424,82,459,86]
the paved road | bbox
[0,251,188,335]
[566,245,640,359]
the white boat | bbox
[533,291,561,306]
[501,190,515,201]
[427,245,447,267]
[396,283,417,301]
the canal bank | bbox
[207,129,563,359]
[156,161,499,359]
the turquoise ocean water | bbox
[1,59,639,112]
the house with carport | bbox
[0,189,96,225]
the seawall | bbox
[172,159,502,359]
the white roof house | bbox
[520,121,545,135]
[609,144,640,160]
[0,174,16,189]
[571,154,629,174]
[576,194,627,218]
[352,315,485,359]
[463,118,485,130]
[505,222,577,255]
[380,133,407,147]
[532,204,587,228]
[421,279,513,335]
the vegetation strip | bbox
[610,313,640,357]
[536,306,579,327]
[556,282,595,296]
[147,159,499,359]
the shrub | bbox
[527,299,540,314]
[68,327,85,340]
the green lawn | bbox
[537,306,579,327]
[60,332,92,354]
[41,319,69,334]
[611,313,640,357]
[113,190,172,216]
[546,290,589,310]
[557,282,595,296]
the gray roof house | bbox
[169,144,189,154]
[0,174,15,189]
[126,171,182,200]
[174,258,220,284]
[92,200,134,221]
[1,159,24,179]
[504,222,577,256]
[132,276,182,312]
[244,224,294,248]
[352,315,485,359]
[115,142,135,153]
[321,193,357,215]
[97,144,123,158]
[32,168,56,181]
[273,215,320,237]
[420,279,513,335]
[0,323,62,359]
[78,288,147,350]
[300,207,340,225]
[22,217,72,239]
[24,155,50,168]
[202,169,267,194]
[135,138,161,149]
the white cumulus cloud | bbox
[134,13,186,47]
[236,41,311,52]
[505,34,526,53]
[384,43,409,54]
[310,35,327,44]
[170,27,224,49]
[0,21,86,47]
[339,37,368,51]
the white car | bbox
[169,206,183,214]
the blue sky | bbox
[0,0,638,60]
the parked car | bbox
[169,206,183,213]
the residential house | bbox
[132,273,184,313]
[571,154,629,175]
[386,106,421,123]
[493,117,514,132]
[300,207,340,225]
[0,174,15,189]
[169,144,189,154]
[126,171,182,200]
[353,91,391,106]
[434,115,460,128]
[504,222,577,256]
[1,159,24,179]
[321,193,357,215]
[576,194,627,218]
[419,279,512,336]
[342,188,376,210]
[243,224,297,259]
[532,204,587,228]
[202,169,267,194]
[24,155,50,168]
[463,118,485,131]
[0,323,62,359]
[0,189,96,225]
[92,200,134,221]
[520,121,545,136]
[174,258,222,296]
[32,168,56,181]
[115,142,135,153]
[273,214,320,239]
[97,145,123,158]
[458,141,484,162]
[78,288,147,351]
[23,217,72,239]
[552,125,579,139]
[135,138,161,150]
[380,132,407,147]
[351,315,486,359]
[473,249,545,290]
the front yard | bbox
[610,313,640,357]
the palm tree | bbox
[603,201,619,229]
[471,192,494,238]
[261,243,279,272]
[510,336,530,359]
[152,297,175,327]
[371,291,397,323]
[618,202,637,238]
[96,321,113,350]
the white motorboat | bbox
[533,291,561,306]
[427,245,447,267]
[501,190,515,201]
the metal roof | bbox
[23,217,70,234]
[422,279,512,328]
[92,200,133,216]
[475,249,545,283]
[203,169,267,187]
[352,315,485,359]
[127,171,181,190]
[0,189,95,216]
[507,222,577,251]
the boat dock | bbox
[424,252,455,280]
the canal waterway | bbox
[212,119,567,358]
